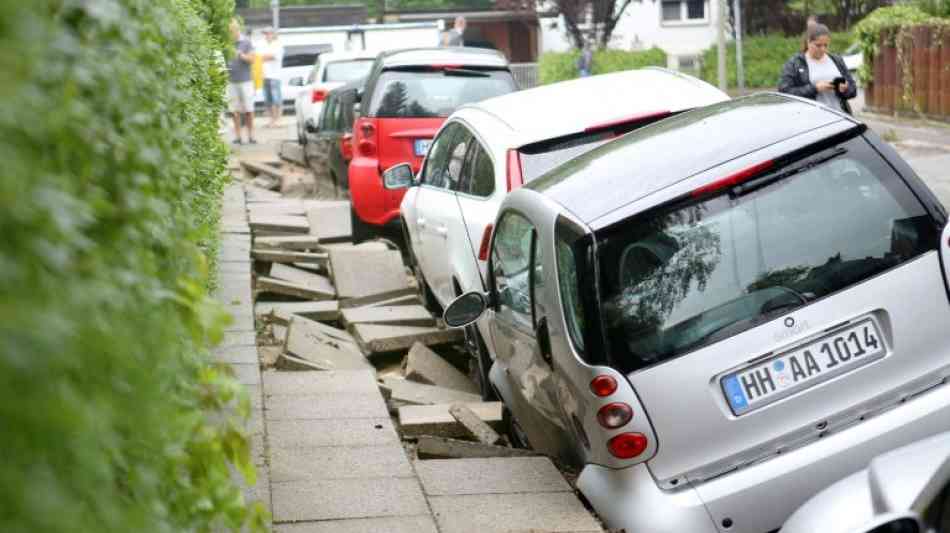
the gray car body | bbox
[472,93,950,533]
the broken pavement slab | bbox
[403,342,478,394]
[252,249,328,266]
[398,402,503,438]
[256,276,335,301]
[341,305,435,328]
[328,248,409,300]
[338,288,417,309]
[269,264,335,293]
[306,202,352,242]
[248,215,310,234]
[416,457,571,496]
[415,436,538,460]
[449,403,503,445]
[285,315,372,371]
[255,300,341,325]
[254,235,324,251]
[353,324,463,355]
[380,377,481,406]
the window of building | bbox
[661,0,707,23]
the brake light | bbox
[506,149,523,191]
[478,224,493,261]
[597,403,633,429]
[607,433,648,459]
[584,110,671,133]
[357,120,376,158]
[340,133,354,161]
[311,89,328,103]
[590,375,617,397]
[691,159,775,198]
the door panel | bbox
[453,142,498,294]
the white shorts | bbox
[228,81,254,113]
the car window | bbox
[420,123,462,188]
[323,59,374,83]
[422,124,472,191]
[319,96,337,130]
[443,131,472,191]
[531,231,546,327]
[340,91,356,130]
[556,232,586,352]
[283,53,318,68]
[492,212,535,330]
[369,69,516,118]
[333,98,344,132]
[307,60,321,84]
[460,143,495,197]
[591,136,939,373]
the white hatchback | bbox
[386,68,728,397]
[293,50,378,144]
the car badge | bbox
[784,317,796,328]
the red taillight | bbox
[311,89,328,103]
[340,133,353,161]
[607,433,648,459]
[590,375,617,397]
[478,224,493,261]
[597,402,633,429]
[359,121,375,138]
[506,149,523,191]
[691,159,775,198]
[357,120,376,157]
[358,140,376,157]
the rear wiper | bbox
[443,68,490,78]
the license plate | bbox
[414,139,431,157]
[721,319,885,416]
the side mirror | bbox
[444,291,487,327]
[382,163,414,190]
[304,119,318,134]
[289,77,304,86]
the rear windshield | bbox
[368,68,516,118]
[323,59,374,83]
[563,136,939,373]
[283,53,318,68]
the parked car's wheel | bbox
[414,266,443,316]
[465,324,497,401]
[350,207,373,244]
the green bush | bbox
[854,5,941,84]
[700,32,853,89]
[0,1,266,532]
[538,47,668,84]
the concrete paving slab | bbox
[274,515,438,533]
[398,402,503,438]
[263,369,378,396]
[449,403,503,444]
[271,477,428,523]
[249,215,310,234]
[265,393,389,421]
[329,249,409,299]
[381,377,481,406]
[341,305,435,328]
[416,457,571,496]
[269,264,335,294]
[254,235,323,250]
[428,492,602,533]
[224,312,255,333]
[307,202,352,242]
[415,436,539,460]
[218,330,256,350]
[365,293,422,307]
[255,300,340,325]
[338,288,418,309]
[213,344,258,364]
[252,249,328,266]
[256,276,335,301]
[218,261,252,275]
[404,342,478,393]
[230,363,261,385]
[354,324,464,355]
[267,418,399,450]
[285,316,372,371]
[269,445,412,482]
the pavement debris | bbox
[341,305,435,328]
[403,342,479,394]
[380,377,481,406]
[415,436,538,460]
[353,324,464,355]
[398,402,504,438]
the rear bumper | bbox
[348,156,404,227]
[578,379,950,533]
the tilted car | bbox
[304,78,361,193]
[348,47,517,242]
[384,68,728,398]
[443,93,950,533]
[293,50,377,144]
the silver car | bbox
[445,93,950,533]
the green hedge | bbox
[0,1,266,532]
[539,47,668,84]
[700,32,854,89]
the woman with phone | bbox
[778,23,857,115]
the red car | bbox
[348,47,517,240]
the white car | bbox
[843,42,863,74]
[387,68,728,398]
[293,50,378,144]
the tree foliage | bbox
[538,47,666,83]
[546,0,642,49]
[0,0,265,531]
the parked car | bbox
[304,78,361,193]
[440,92,950,533]
[843,42,864,74]
[783,432,950,533]
[384,68,728,398]
[293,50,377,144]
[259,43,330,110]
[348,47,518,242]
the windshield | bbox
[567,136,938,373]
[368,68,516,118]
[323,59,374,83]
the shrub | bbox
[699,32,853,89]
[853,5,941,84]
[539,47,668,84]
[0,1,265,532]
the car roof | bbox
[462,68,729,147]
[318,50,380,63]
[527,93,859,226]
[378,47,508,69]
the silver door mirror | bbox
[862,515,922,533]
[304,118,319,134]
[382,163,414,190]
[289,77,305,86]
[444,292,487,327]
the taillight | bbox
[340,133,353,161]
[311,89,327,103]
[597,402,633,429]
[607,433,648,459]
[478,224,493,261]
[506,149,523,191]
[357,120,376,158]
[590,375,617,397]
[691,159,775,198]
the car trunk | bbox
[376,118,442,210]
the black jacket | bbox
[778,52,857,115]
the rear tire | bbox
[465,324,497,401]
[350,207,372,244]
[503,406,530,449]
[414,266,443,316]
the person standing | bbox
[446,16,466,46]
[259,27,284,128]
[778,23,857,115]
[227,19,256,144]
[577,43,593,77]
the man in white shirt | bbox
[260,28,284,128]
